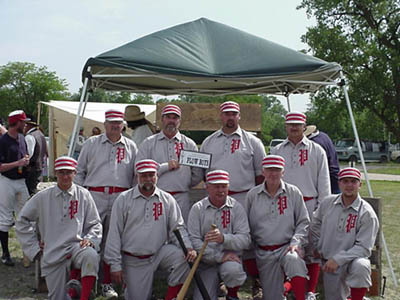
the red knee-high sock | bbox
[283,281,292,296]
[103,262,112,284]
[350,287,368,300]
[291,276,306,300]
[165,284,183,300]
[306,263,320,293]
[68,269,82,298]
[80,276,96,300]
[243,258,259,277]
[227,286,240,298]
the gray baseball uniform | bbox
[75,133,137,250]
[188,196,251,300]
[15,184,102,300]
[246,181,309,300]
[200,127,266,207]
[135,131,202,222]
[104,186,192,300]
[311,194,379,300]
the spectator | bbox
[91,126,101,136]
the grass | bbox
[1,180,399,299]
[367,167,400,175]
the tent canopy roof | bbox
[83,18,341,96]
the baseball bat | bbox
[173,229,211,300]
[177,224,217,300]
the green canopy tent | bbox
[69,18,396,287]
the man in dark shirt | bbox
[305,125,340,194]
[24,114,48,195]
[0,110,30,266]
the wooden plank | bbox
[156,103,262,132]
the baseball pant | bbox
[122,244,189,300]
[304,198,320,264]
[322,258,372,300]
[44,246,99,300]
[173,192,191,224]
[255,246,308,300]
[0,175,29,231]
[193,261,247,300]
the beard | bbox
[140,182,155,191]
[164,124,177,134]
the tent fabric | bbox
[82,18,341,96]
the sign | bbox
[179,150,211,169]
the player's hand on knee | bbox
[222,252,241,263]
[80,239,93,248]
[186,248,197,262]
[322,259,339,273]
[111,271,124,285]
[285,245,304,258]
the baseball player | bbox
[311,167,379,300]
[246,155,310,300]
[270,112,331,300]
[136,104,202,222]
[15,156,102,300]
[0,110,31,266]
[188,170,251,300]
[75,109,137,298]
[104,159,196,300]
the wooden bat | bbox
[173,228,211,300]
[177,224,217,300]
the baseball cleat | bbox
[101,283,118,299]
[66,279,81,299]
[306,291,318,300]
[1,254,15,266]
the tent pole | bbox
[340,71,398,288]
[285,87,291,112]
[68,67,90,157]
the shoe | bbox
[66,279,81,299]
[1,255,15,266]
[306,292,318,300]
[252,278,263,300]
[101,283,118,299]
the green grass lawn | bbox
[1,180,399,299]
[367,167,400,175]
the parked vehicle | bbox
[335,139,390,163]
[391,150,400,163]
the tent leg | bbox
[340,71,398,288]
[68,67,91,157]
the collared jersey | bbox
[270,136,330,201]
[311,194,379,266]
[15,184,102,274]
[200,126,266,192]
[188,196,251,264]
[105,186,191,272]
[136,131,202,191]
[246,181,310,247]
[75,133,137,188]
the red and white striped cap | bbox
[285,112,307,124]
[54,156,78,171]
[161,104,181,117]
[220,101,240,113]
[338,167,361,181]
[135,159,159,173]
[8,110,30,125]
[262,155,285,169]
[206,170,230,184]
[105,109,125,122]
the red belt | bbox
[259,243,287,251]
[123,251,153,259]
[303,196,314,202]
[88,186,128,194]
[228,190,249,195]
[167,191,183,196]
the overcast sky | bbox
[0,0,317,112]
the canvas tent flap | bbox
[83,18,341,96]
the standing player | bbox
[200,101,266,207]
[270,112,330,300]
[246,155,310,300]
[16,156,102,300]
[311,167,379,300]
[188,170,251,300]
[136,104,202,222]
[105,159,196,300]
[75,109,137,298]
[0,110,30,266]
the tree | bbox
[0,62,70,124]
[70,89,155,104]
[298,0,400,140]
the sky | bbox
[0,0,317,112]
